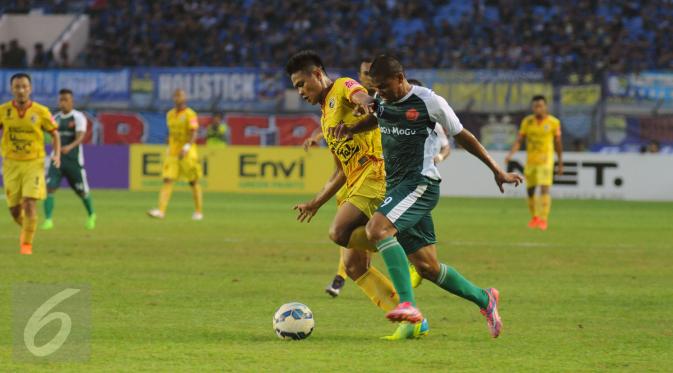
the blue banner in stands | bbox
[0,69,130,104]
[130,67,286,111]
[606,72,673,102]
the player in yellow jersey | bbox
[147,89,203,220]
[0,73,61,255]
[286,51,425,336]
[505,95,563,230]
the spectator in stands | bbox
[0,43,7,67]
[58,42,70,67]
[646,140,660,154]
[4,39,27,68]
[32,43,49,68]
[206,113,228,147]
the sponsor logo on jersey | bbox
[380,126,417,136]
[344,79,359,89]
[31,115,37,124]
[329,97,335,109]
[405,108,419,121]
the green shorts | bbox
[46,157,90,196]
[377,176,439,254]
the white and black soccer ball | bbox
[273,302,314,340]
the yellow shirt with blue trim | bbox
[519,114,561,166]
[167,107,199,156]
[0,100,57,161]
[320,77,383,187]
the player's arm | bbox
[554,123,563,176]
[180,111,199,158]
[329,114,378,139]
[50,128,61,168]
[504,133,524,166]
[303,128,323,152]
[429,92,521,192]
[293,153,346,223]
[454,129,522,193]
[63,113,87,154]
[434,125,451,164]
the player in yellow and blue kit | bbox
[0,73,61,255]
[147,89,203,220]
[505,95,563,230]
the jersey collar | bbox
[390,85,415,104]
[12,100,33,118]
[319,83,335,108]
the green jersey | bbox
[375,85,463,186]
[53,110,87,164]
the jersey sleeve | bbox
[553,119,562,136]
[427,92,463,136]
[74,111,87,132]
[187,109,199,130]
[519,117,528,135]
[434,123,450,147]
[341,78,368,103]
[40,107,57,132]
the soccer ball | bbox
[273,302,314,340]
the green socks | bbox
[44,194,54,219]
[435,264,489,309]
[376,237,416,306]
[82,195,95,216]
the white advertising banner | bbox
[438,151,673,201]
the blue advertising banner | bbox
[130,67,285,111]
[606,72,673,102]
[0,69,130,104]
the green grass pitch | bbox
[0,190,672,371]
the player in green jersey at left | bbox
[42,89,96,230]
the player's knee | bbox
[365,220,390,243]
[343,258,367,280]
[328,226,350,247]
[414,260,440,281]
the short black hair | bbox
[407,78,424,87]
[59,88,73,96]
[368,54,405,80]
[532,95,547,103]
[10,73,31,85]
[285,50,326,76]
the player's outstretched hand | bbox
[494,171,523,193]
[328,122,353,140]
[52,154,61,168]
[352,102,374,117]
[294,202,319,223]
[556,162,564,176]
[303,136,319,152]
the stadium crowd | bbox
[1,0,672,80]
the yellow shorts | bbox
[339,160,386,218]
[162,151,202,182]
[2,158,47,207]
[524,164,553,187]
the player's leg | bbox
[325,248,347,297]
[525,165,540,227]
[20,197,39,255]
[148,155,178,218]
[42,163,62,229]
[537,166,553,230]
[4,161,24,226]
[19,160,48,254]
[184,154,203,220]
[331,202,398,312]
[63,163,96,229]
[403,219,502,338]
[366,180,431,323]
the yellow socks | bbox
[539,194,551,221]
[527,196,537,218]
[354,266,399,312]
[337,249,347,279]
[348,226,377,252]
[191,183,203,213]
[21,215,37,246]
[158,183,174,213]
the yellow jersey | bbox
[321,77,383,187]
[0,100,57,161]
[166,107,199,156]
[519,114,561,166]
